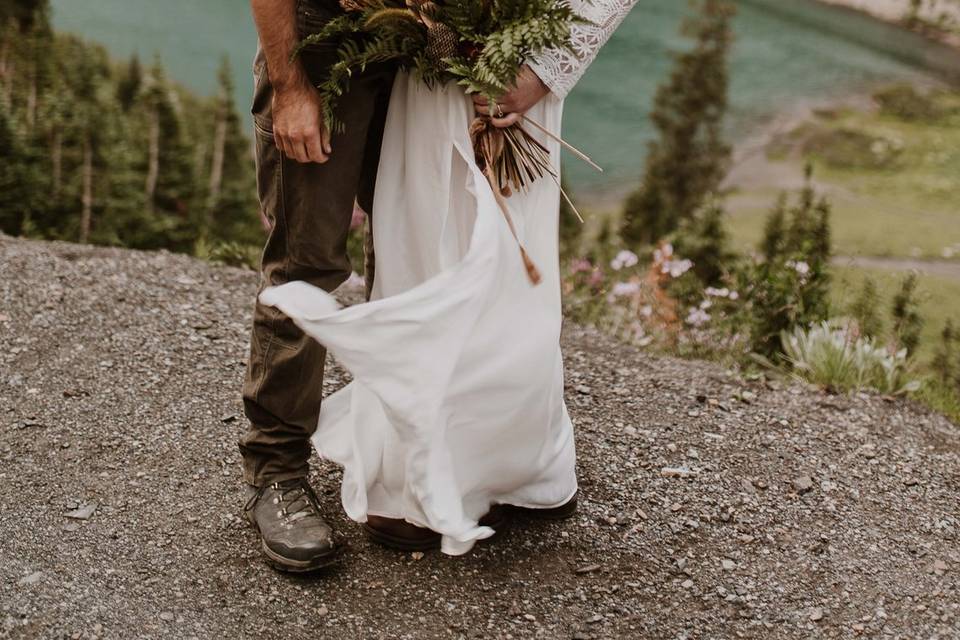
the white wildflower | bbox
[610,281,641,297]
[653,243,675,263]
[686,307,711,327]
[610,250,640,271]
[786,260,810,276]
[662,258,693,278]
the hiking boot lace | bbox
[245,479,324,528]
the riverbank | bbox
[816,0,960,48]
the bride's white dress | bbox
[261,0,638,555]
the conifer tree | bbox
[204,56,258,247]
[742,173,833,357]
[933,320,957,386]
[672,200,732,286]
[761,194,787,262]
[116,54,142,112]
[621,0,735,246]
[849,277,884,339]
[0,1,257,256]
[891,273,924,357]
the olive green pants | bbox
[240,0,395,487]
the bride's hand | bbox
[472,65,550,128]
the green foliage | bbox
[915,376,960,424]
[891,273,924,357]
[0,109,48,235]
[848,276,885,339]
[932,320,958,385]
[0,1,259,256]
[195,237,260,270]
[298,0,581,132]
[780,320,919,395]
[873,83,950,122]
[115,54,142,112]
[802,126,904,170]
[670,200,733,287]
[923,318,960,422]
[557,175,582,258]
[621,0,735,246]
[736,171,832,357]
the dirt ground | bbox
[1,235,958,639]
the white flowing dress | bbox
[261,0,638,555]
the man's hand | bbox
[250,0,331,164]
[272,82,331,164]
[472,65,550,128]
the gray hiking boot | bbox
[244,478,340,572]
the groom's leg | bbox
[240,47,395,487]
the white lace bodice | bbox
[529,0,639,98]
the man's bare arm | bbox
[250,0,331,163]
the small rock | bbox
[220,414,238,424]
[721,559,736,571]
[523,614,536,622]
[932,559,948,575]
[159,612,175,622]
[575,563,602,575]
[681,579,694,589]
[575,385,591,395]
[65,503,97,520]
[793,476,814,494]
[410,551,424,561]
[661,467,694,479]
[810,608,824,622]
[858,444,877,459]
[17,571,43,586]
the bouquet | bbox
[298,0,599,283]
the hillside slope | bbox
[1,235,958,639]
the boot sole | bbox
[362,524,442,552]
[260,539,341,573]
[247,512,341,573]
[509,493,578,520]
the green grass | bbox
[789,265,959,421]
[726,93,960,261]
[831,265,960,364]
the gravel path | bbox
[832,255,960,280]
[1,235,958,639]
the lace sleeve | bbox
[528,0,639,99]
